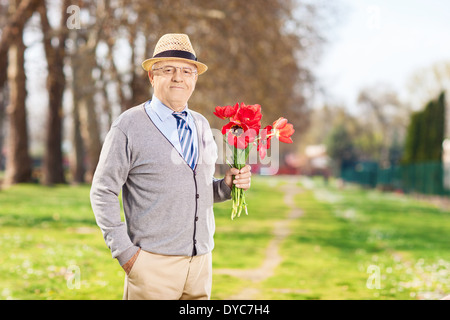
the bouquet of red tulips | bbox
[214,102,295,220]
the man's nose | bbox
[171,68,184,81]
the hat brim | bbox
[141,57,208,75]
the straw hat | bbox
[141,33,208,75]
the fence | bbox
[341,161,450,196]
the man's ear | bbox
[148,70,154,87]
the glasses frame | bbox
[152,65,198,77]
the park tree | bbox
[402,92,446,164]
[406,61,450,111]
[66,0,107,183]
[357,84,409,167]
[0,0,41,89]
[2,0,40,186]
[325,124,358,174]
[38,0,70,185]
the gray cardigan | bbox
[90,104,231,266]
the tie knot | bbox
[173,111,188,121]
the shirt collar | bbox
[150,95,190,122]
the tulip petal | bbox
[279,136,293,144]
[221,122,234,135]
[273,117,288,129]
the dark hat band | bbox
[153,50,198,61]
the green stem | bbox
[230,145,252,220]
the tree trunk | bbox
[39,1,68,185]
[0,88,8,175]
[0,0,41,90]
[128,25,151,108]
[4,31,32,186]
[69,95,85,184]
[78,96,102,183]
[70,39,102,183]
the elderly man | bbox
[90,33,251,300]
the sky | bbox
[315,0,450,110]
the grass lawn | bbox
[211,176,290,299]
[0,176,449,300]
[0,184,124,299]
[0,177,288,300]
[259,178,450,300]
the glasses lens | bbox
[156,66,196,77]
[163,66,175,74]
[183,68,194,76]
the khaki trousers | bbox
[123,250,212,300]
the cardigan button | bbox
[196,194,200,199]
[195,216,199,221]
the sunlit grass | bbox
[0,178,285,300]
[259,178,450,300]
[1,177,449,300]
[213,176,289,269]
[0,184,123,300]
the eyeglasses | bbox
[152,65,198,77]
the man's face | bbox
[149,60,198,112]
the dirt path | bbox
[214,177,303,299]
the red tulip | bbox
[213,103,239,119]
[272,117,294,143]
[232,103,262,131]
[222,121,258,149]
[218,103,262,149]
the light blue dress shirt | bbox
[144,95,199,165]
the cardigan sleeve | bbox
[90,126,139,266]
[213,177,232,203]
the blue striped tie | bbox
[173,111,197,169]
